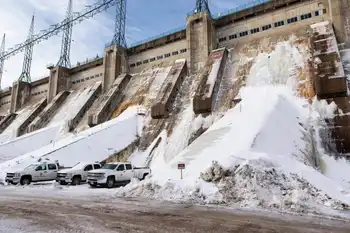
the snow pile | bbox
[0,106,144,182]
[117,38,350,216]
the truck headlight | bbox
[66,173,73,178]
[14,173,21,177]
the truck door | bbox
[83,164,93,181]
[33,163,47,181]
[125,164,134,180]
[116,164,126,181]
[47,164,58,180]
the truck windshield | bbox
[102,164,118,170]
[24,164,39,170]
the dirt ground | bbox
[0,189,350,233]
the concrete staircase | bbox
[0,113,17,134]
[67,82,102,131]
[151,59,187,119]
[16,98,47,137]
[310,21,350,159]
[88,73,132,126]
[193,48,228,114]
[28,91,70,133]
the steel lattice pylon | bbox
[111,0,127,48]
[0,34,5,89]
[57,0,73,68]
[195,0,210,13]
[18,15,35,83]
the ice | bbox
[117,38,350,217]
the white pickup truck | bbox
[56,162,102,185]
[87,162,151,188]
[5,161,60,185]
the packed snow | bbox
[0,106,144,182]
[117,37,350,217]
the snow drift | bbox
[117,38,350,217]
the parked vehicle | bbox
[56,162,102,185]
[87,162,150,188]
[5,161,60,185]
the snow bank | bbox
[0,106,144,182]
[117,38,350,217]
[0,126,61,164]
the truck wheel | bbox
[106,176,115,189]
[71,176,82,185]
[20,177,31,185]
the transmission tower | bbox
[0,34,5,89]
[57,0,73,68]
[195,0,210,13]
[18,15,35,83]
[111,0,127,48]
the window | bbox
[218,37,227,42]
[90,76,94,79]
[262,24,272,31]
[136,61,142,66]
[76,80,80,83]
[229,34,237,40]
[172,51,179,56]
[48,164,57,170]
[287,17,298,24]
[239,31,248,37]
[164,53,171,58]
[180,49,187,53]
[150,57,156,62]
[301,13,312,20]
[86,77,90,80]
[315,10,320,16]
[36,164,46,171]
[95,74,99,78]
[157,55,163,60]
[250,28,259,34]
[143,59,149,64]
[84,165,93,171]
[93,164,101,169]
[116,164,125,171]
[125,164,132,170]
[274,20,285,27]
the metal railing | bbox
[71,54,103,69]
[127,0,271,49]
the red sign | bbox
[178,163,185,169]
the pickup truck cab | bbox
[56,162,101,185]
[87,162,150,188]
[5,161,59,185]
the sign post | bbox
[178,163,185,179]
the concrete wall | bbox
[217,0,326,48]
[29,83,48,101]
[128,39,188,73]
[70,65,104,90]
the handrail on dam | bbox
[126,0,271,49]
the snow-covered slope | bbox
[0,126,60,164]
[0,106,144,182]
[118,37,350,217]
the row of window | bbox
[1,101,10,106]
[130,48,187,68]
[31,90,48,96]
[218,10,322,43]
[72,73,103,85]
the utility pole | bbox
[111,0,127,48]
[18,15,35,83]
[0,34,5,89]
[57,0,73,68]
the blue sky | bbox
[0,0,246,87]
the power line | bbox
[0,34,5,89]
[57,0,73,68]
[18,15,35,83]
[0,0,118,61]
